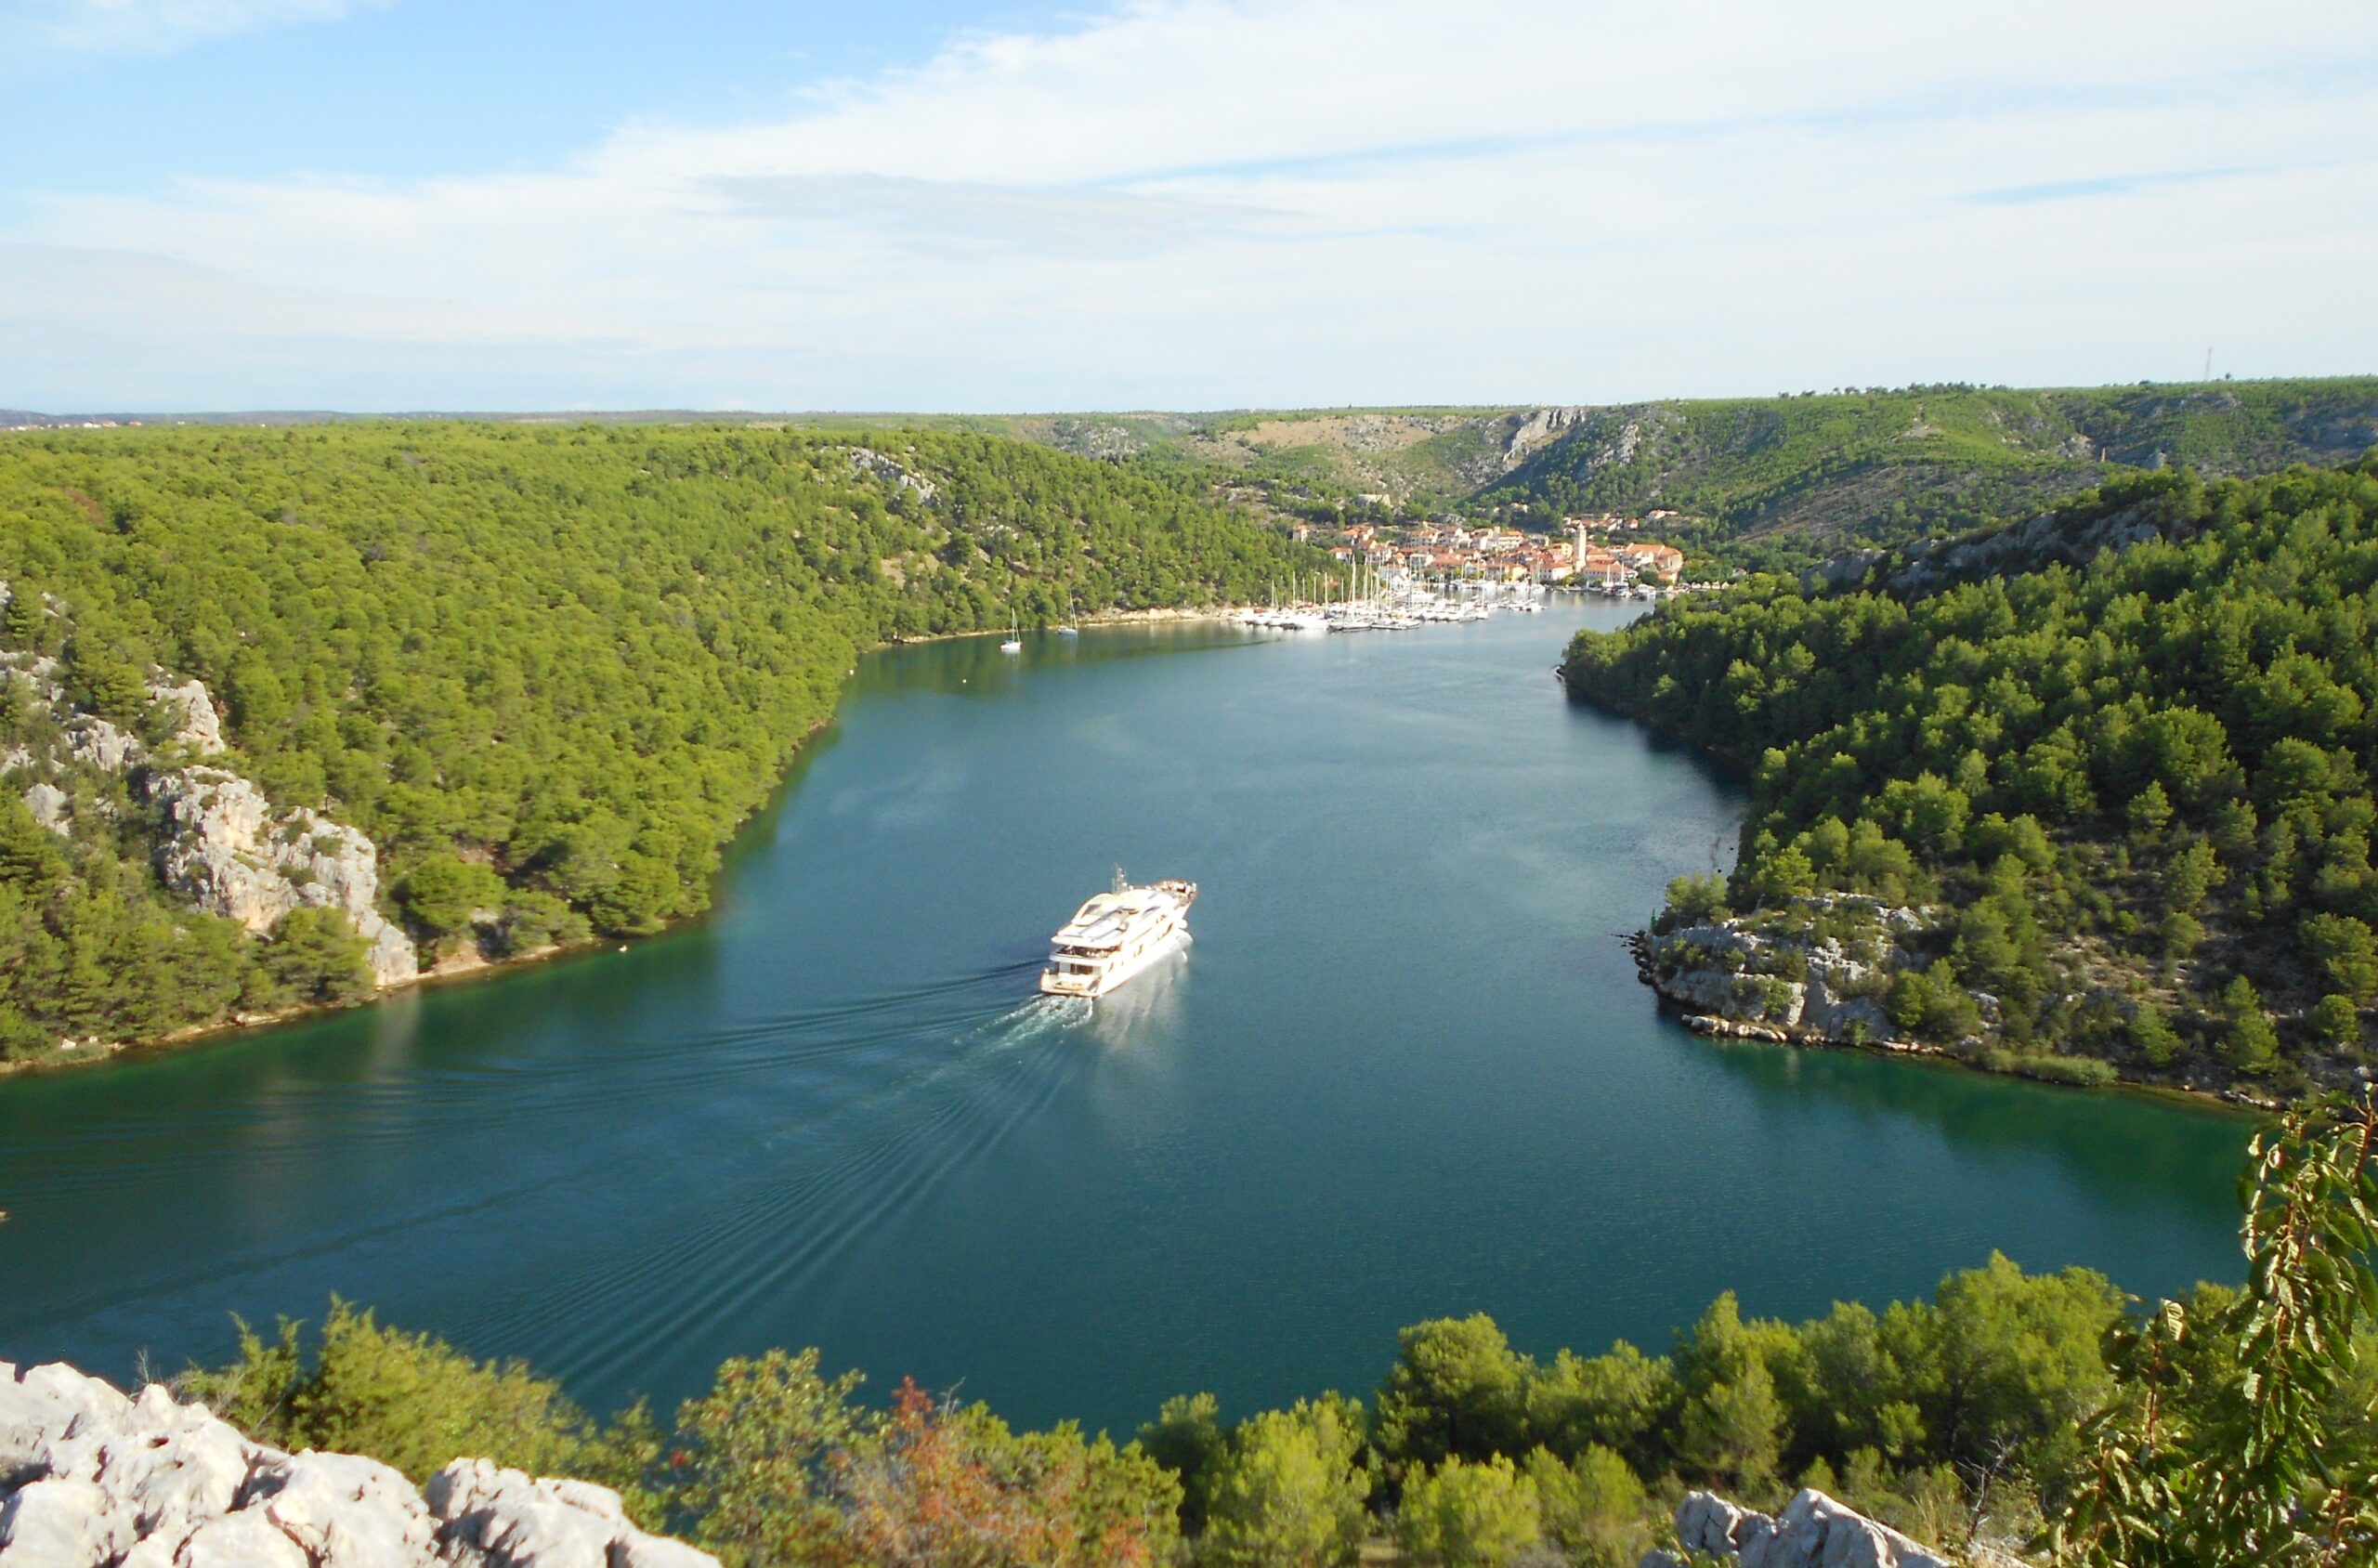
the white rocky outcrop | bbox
[845,447,938,502]
[1646,902,1923,1049]
[1504,406,1590,464]
[143,682,227,757]
[148,769,416,987]
[64,720,140,776]
[0,638,413,987]
[21,785,69,836]
[1656,1487,1950,1568]
[0,1360,718,1568]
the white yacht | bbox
[1039,872,1197,998]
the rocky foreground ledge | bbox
[0,1361,714,1568]
[1644,1487,1953,1568]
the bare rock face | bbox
[1665,1488,1951,1568]
[64,719,139,777]
[0,1361,719,1568]
[845,446,938,503]
[0,644,413,989]
[1505,406,1590,464]
[145,681,228,757]
[20,784,69,836]
[1646,899,1933,1051]
[149,768,417,987]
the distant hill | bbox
[934,382,2378,553]
[1478,380,2378,563]
[13,380,2374,556]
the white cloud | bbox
[7,0,2377,409]
[4,0,352,57]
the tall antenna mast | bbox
[2203,347,2213,381]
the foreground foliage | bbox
[175,1091,2378,1565]
[0,424,1320,1057]
[1566,457,2378,1091]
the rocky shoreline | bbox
[880,603,1235,645]
[1625,908,2280,1114]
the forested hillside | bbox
[0,424,1320,1058]
[26,380,2376,562]
[1488,380,2378,565]
[1563,457,2378,1095]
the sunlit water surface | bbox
[0,605,2248,1433]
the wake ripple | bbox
[437,987,1106,1389]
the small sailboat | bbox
[1056,624,1079,637]
[1000,604,1023,654]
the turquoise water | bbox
[0,605,2250,1434]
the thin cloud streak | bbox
[3,0,353,58]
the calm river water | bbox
[0,604,2249,1435]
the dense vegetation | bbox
[1565,457,2378,1093]
[1490,380,2378,567]
[1010,380,2378,562]
[177,1095,2378,1565]
[0,424,1323,1057]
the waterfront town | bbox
[1290,511,1710,595]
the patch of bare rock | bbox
[1640,1487,1953,1568]
[0,615,416,989]
[0,1360,715,1568]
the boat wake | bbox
[470,969,1130,1388]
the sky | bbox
[4,0,2375,413]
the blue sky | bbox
[4,3,1072,195]
[5,0,2375,412]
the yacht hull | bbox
[1039,926,1189,999]
[1038,879,1197,1000]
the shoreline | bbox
[881,604,1235,646]
[1624,931,2277,1119]
[0,608,1245,1081]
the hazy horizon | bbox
[12,371,2374,426]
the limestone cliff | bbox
[0,1360,713,1568]
[0,587,418,993]
[148,769,415,988]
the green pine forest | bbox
[1563,456,2378,1096]
[0,423,1327,1059]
